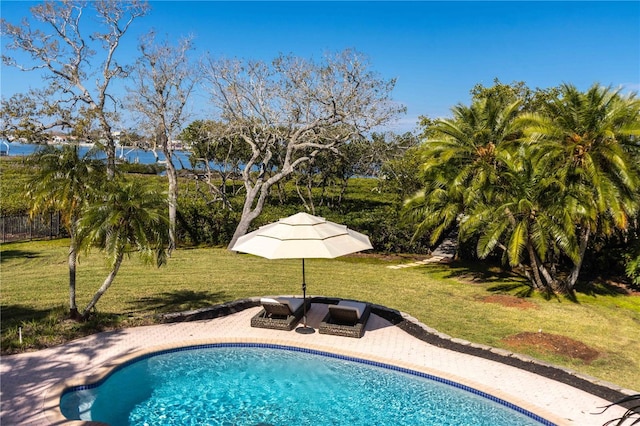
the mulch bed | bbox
[501,331,600,364]
[480,294,539,309]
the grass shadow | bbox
[486,282,535,298]
[0,249,40,262]
[574,280,635,297]
[434,260,530,286]
[0,304,53,324]
[129,290,229,314]
[1,304,125,355]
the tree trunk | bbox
[228,185,264,249]
[228,148,307,249]
[536,254,556,290]
[80,252,123,320]
[526,242,547,291]
[338,177,349,206]
[97,115,116,179]
[68,236,79,320]
[305,178,315,215]
[294,177,312,213]
[163,145,178,254]
[104,138,116,180]
[566,227,591,292]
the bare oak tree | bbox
[203,50,405,248]
[1,0,149,178]
[126,31,197,253]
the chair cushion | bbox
[276,297,304,313]
[259,297,305,316]
[328,301,368,325]
[337,300,367,319]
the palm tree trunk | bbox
[80,252,123,320]
[534,252,556,290]
[527,242,547,291]
[68,237,79,320]
[566,227,590,292]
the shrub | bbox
[118,162,165,175]
[176,197,240,246]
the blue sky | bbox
[2,1,639,133]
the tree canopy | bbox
[406,82,640,293]
[202,49,406,247]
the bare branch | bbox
[1,0,149,177]
[202,49,406,247]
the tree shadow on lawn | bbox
[428,261,637,302]
[1,304,53,324]
[1,304,125,355]
[573,279,638,297]
[129,290,229,314]
[0,249,40,262]
[428,260,532,295]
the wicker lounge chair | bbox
[250,297,311,331]
[319,300,371,338]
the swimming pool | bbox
[60,343,554,425]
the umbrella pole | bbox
[296,258,314,334]
[302,258,307,326]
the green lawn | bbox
[2,238,639,390]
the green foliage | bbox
[176,196,240,246]
[1,304,123,354]
[117,161,165,175]
[27,144,105,231]
[623,226,640,286]
[79,178,170,268]
[180,120,251,169]
[378,145,424,202]
[625,256,640,286]
[343,206,430,253]
[77,177,170,317]
[406,82,640,293]
[470,78,560,113]
[0,157,33,215]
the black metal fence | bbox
[1,213,63,243]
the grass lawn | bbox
[2,238,639,391]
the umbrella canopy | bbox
[230,212,373,259]
[230,212,373,333]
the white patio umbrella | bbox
[230,212,373,333]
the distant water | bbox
[1,142,194,170]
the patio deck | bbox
[0,300,633,425]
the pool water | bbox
[61,344,551,426]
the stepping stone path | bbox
[387,232,457,269]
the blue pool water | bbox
[61,344,552,426]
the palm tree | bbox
[462,148,579,292]
[404,97,523,245]
[520,84,640,291]
[27,145,103,319]
[77,178,169,319]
